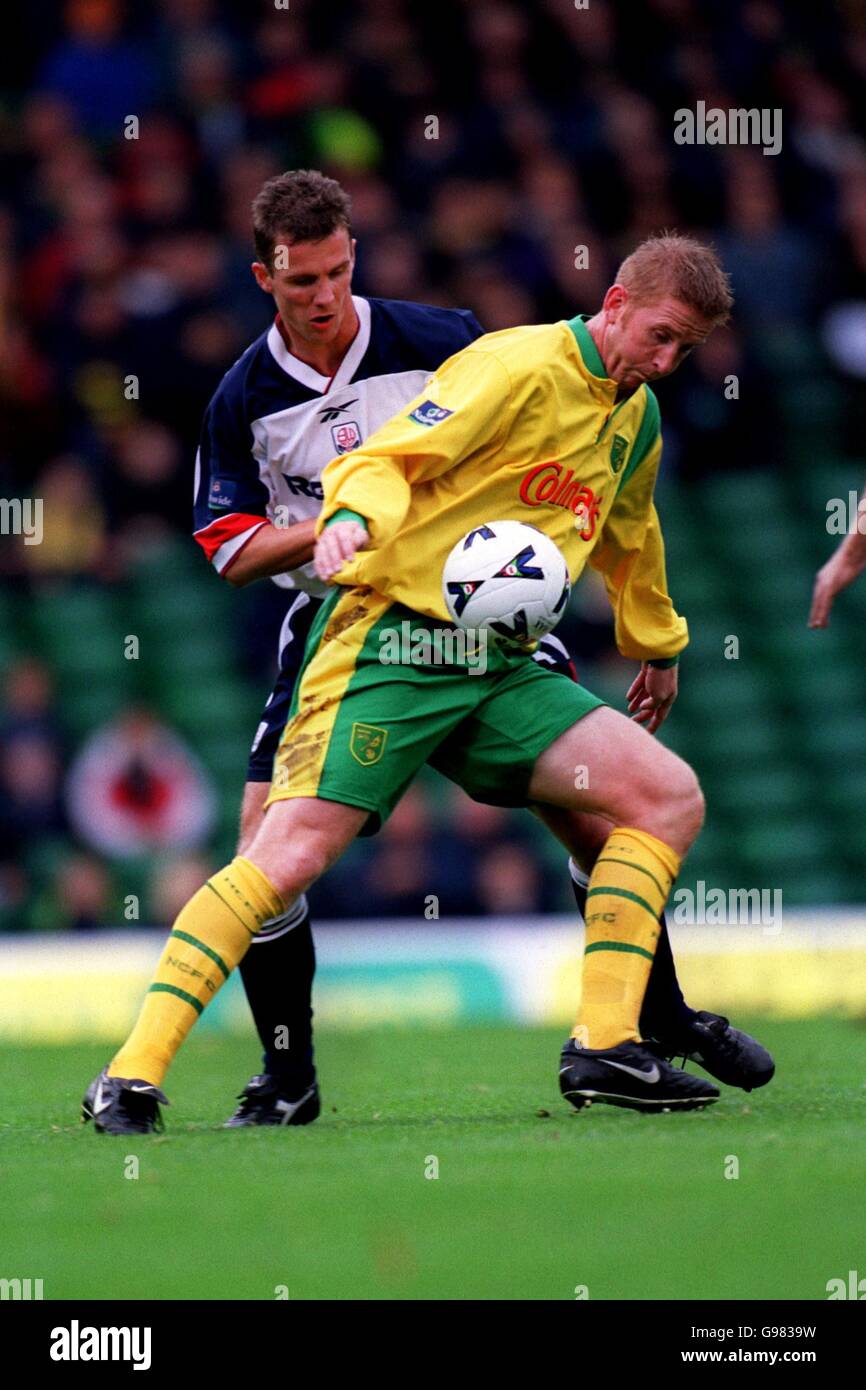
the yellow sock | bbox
[573,827,681,1050]
[108,856,284,1088]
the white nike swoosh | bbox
[596,1059,661,1084]
[92,1079,111,1114]
[127,1083,157,1094]
[276,1086,317,1125]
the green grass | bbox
[0,1019,863,1300]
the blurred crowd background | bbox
[2,0,866,930]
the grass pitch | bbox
[1,1019,863,1300]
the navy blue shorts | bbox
[247,592,324,782]
[246,597,579,783]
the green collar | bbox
[567,314,611,382]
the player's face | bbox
[253,229,356,345]
[600,290,712,393]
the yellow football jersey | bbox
[316,315,687,662]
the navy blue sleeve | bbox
[192,375,271,569]
[456,308,485,343]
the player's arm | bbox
[193,384,311,586]
[809,485,866,627]
[587,407,686,732]
[314,350,513,579]
[222,520,316,588]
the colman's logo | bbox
[519,463,603,541]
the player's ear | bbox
[603,283,628,320]
[251,261,272,293]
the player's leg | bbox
[527,704,703,1016]
[526,707,726,1108]
[228,781,319,1126]
[83,583,357,1135]
[529,642,773,1090]
[535,803,773,1090]
[529,642,697,1040]
[228,592,322,1125]
[83,795,367,1135]
[83,588,494,1134]
[432,667,717,1110]
[534,804,695,1038]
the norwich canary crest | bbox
[350,722,389,765]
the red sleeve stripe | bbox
[194,513,268,567]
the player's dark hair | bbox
[252,170,353,269]
[616,233,734,325]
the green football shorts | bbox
[266,585,605,832]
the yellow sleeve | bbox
[316,349,513,546]
[587,433,688,662]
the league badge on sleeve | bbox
[408,400,454,427]
[208,477,238,510]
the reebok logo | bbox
[50,1321,152,1371]
[318,398,358,422]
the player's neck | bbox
[277,301,361,379]
[585,312,635,401]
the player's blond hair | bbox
[616,233,733,325]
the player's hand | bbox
[626,662,678,734]
[314,520,369,582]
[808,549,866,628]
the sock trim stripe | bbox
[586,885,660,920]
[148,982,204,1014]
[170,929,229,979]
[585,940,656,962]
[595,857,667,899]
[205,881,258,937]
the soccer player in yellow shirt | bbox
[85,233,775,1131]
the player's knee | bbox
[627,749,704,848]
[670,760,705,844]
[237,784,268,856]
[256,841,326,901]
[246,821,337,901]
[651,754,704,846]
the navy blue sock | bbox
[239,912,316,1094]
[570,869,695,1041]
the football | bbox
[442,520,570,644]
